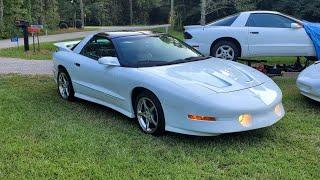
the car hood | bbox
[140,58,267,93]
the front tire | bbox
[57,69,75,101]
[135,91,165,135]
[211,40,240,61]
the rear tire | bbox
[134,91,165,135]
[57,69,75,101]
[211,40,240,61]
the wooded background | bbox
[0,0,319,39]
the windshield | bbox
[113,35,205,67]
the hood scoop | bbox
[142,58,265,93]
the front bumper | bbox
[166,103,285,136]
[297,77,320,102]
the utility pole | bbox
[129,0,133,25]
[201,0,206,25]
[80,0,84,28]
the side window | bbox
[209,14,239,26]
[246,13,296,28]
[80,36,117,60]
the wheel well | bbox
[58,65,67,72]
[131,87,155,113]
[210,37,242,57]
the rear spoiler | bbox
[54,40,81,52]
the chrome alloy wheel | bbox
[215,45,235,60]
[58,72,70,99]
[137,97,159,133]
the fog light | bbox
[188,115,216,121]
[274,104,282,117]
[239,114,252,127]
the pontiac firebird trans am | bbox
[53,31,285,136]
[297,61,320,102]
[184,11,316,61]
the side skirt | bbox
[75,93,135,118]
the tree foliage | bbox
[0,0,320,38]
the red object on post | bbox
[27,27,40,33]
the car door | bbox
[73,35,124,107]
[247,13,314,57]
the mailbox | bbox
[15,20,30,51]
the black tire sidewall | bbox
[211,40,240,61]
[57,70,75,101]
[135,91,165,135]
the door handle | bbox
[74,63,81,67]
[250,32,259,34]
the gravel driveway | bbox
[0,57,53,75]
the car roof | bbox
[242,10,281,15]
[96,31,159,39]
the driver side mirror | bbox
[98,57,120,67]
[291,23,303,29]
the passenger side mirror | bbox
[98,57,120,67]
[291,23,302,29]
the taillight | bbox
[184,32,193,39]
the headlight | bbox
[239,114,252,127]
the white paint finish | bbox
[297,62,320,102]
[53,33,285,136]
[184,11,316,58]
[248,27,314,56]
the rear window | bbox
[208,14,239,26]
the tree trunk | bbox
[129,0,133,25]
[201,0,206,25]
[0,0,3,24]
[80,0,84,28]
[170,0,174,27]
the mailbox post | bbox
[15,20,30,52]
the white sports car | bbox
[53,31,285,136]
[297,61,320,102]
[184,11,316,61]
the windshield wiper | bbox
[136,60,168,67]
[164,56,211,65]
[184,56,211,61]
[135,56,211,67]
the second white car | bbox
[184,11,316,61]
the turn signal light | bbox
[274,104,282,117]
[188,115,216,121]
[239,114,252,127]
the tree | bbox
[79,0,84,28]
[129,0,133,25]
[170,0,174,26]
[0,0,3,24]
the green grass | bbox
[0,42,56,60]
[0,75,319,179]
